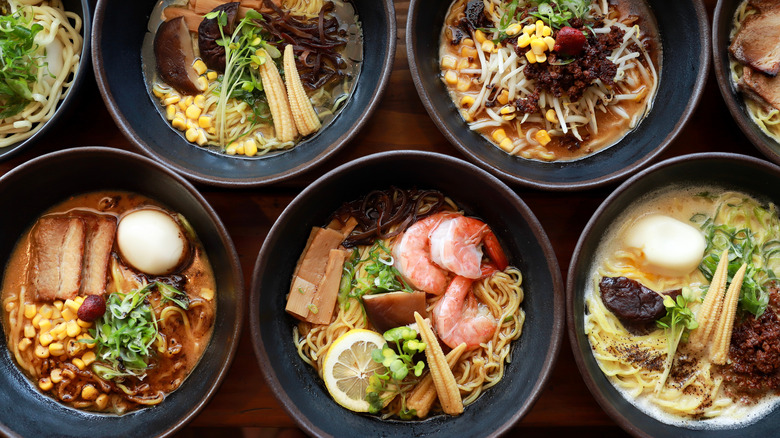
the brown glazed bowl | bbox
[0,147,243,437]
[713,0,780,165]
[92,0,395,187]
[251,150,564,437]
[567,153,780,437]
[0,0,91,162]
[407,0,710,191]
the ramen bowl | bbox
[0,147,243,437]
[0,0,92,163]
[251,150,564,436]
[567,153,780,437]
[407,0,709,190]
[713,0,780,165]
[92,0,395,187]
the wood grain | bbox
[0,0,747,435]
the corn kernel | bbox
[39,304,53,319]
[50,369,63,384]
[96,394,109,410]
[444,70,458,85]
[535,52,547,63]
[39,332,54,347]
[81,333,96,349]
[461,46,477,59]
[475,29,487,44]
[535,20,544,36]
[35,344,49,359]
[236,142,245,155]
[66,320,80,338]
[56,331,67,341]
[497,90,509,105]
[77,318,92,328]
[51,322,66,336]
[75,296,84,305]
[499,138,514,152]
[462,38,475,47]
[166,105,176,121]
[198,116,212,129]
[441,55,457,69]
[500,106,514,115]
[51,308,61,320]
[61,307,75,322]
[207,71,218,81]
[242,139,256,156]
[32,313,42,328]
[24,304,36,319]
[542,25,552,37]
[172,117,187,131]
[49,342,65,356]
[506,23,522,36]
[226,144,238,155]
[53,301,63,310]
[456,77,471,92]
[492,129,507,142]
[194,94,206,109]
[4,301,15,312]
[81,384,99,401]
[525,50,537,64]
[460,95,475,108]
[531,39,547,56]
[196,76,209,91]
[546,109,558,123]
[24,324,35,338]
[481,40,494,53]
[185,127,200,143]
[539,150,556,161]
[185,105,202,120]
[152,87,166,99]
[72,358,86,370]
[193,59,207,75]
[200,288,214,301]
[18,338,32,352]
[543,36,556,51]
[162,94,180,106]
[523,24,535,36]
[456,58,470,70]
[39,319,52,333]
[208,127,216,135]
[535,129,552,146]
[183,96,194,107]
[461,109,473,123]
[39,377,53,391]
[196,130,208,146]
[64,299,79,313]
[82,351,96,366]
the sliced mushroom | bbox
[198,2,240,72]
[362,291,428,333]
[154,16,201,95]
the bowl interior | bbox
[252,151,563,437]
[407,0,709,190]
[0,147,242,438]
[713,0,780,165]
[92,0,394,187]
[0,0,91,162]
[567,153,780,437]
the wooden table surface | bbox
[1,0,756,436]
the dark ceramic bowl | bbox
[0,147,243,438]
[92,0,395,187]
[567,153,780,437]
[251,150,564,437]
[407,0,709,191]
[0,0,91,162]
[713,0,780,165]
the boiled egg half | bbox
[116,209,189,275]
[624,214,706,277]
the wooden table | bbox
[1,0,754,436]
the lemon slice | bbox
[322,329,387,412]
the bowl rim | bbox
[0,0,93,163]
[565,151,780,438]
[249,149,565,437]
[90,0,397,188]
[405,0,711,191]
[0,146,244,438]
[712,0,780,166]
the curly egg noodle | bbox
[0,0,82,148]
[294,209,526,418]
[585,190,780,426]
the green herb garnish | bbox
[654,287,698,393]
[155,281,189,309]
[366,326,426,419]
[338,241,414,312]
[530,0,591,29]
[87,284,159,381]
[0,7,45,119]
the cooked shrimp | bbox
[432,276,497,350]
[393,212,508,295]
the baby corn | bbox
[414,312,463,416]
[284,45,321,136]
[710,263,747,364]
[688,250,729,351]
[407,343,466,418]
[258,49,298,142]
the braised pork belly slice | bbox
[730,6,780,76]
[31,216,85,301]
[81,215,117,296]
[740,66,780,111]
